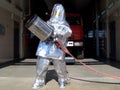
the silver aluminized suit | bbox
[33,4,72,89]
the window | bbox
[0,24,5,35]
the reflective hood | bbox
[49,4,66,23]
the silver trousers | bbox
[35,57,69,83]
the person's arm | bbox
[53,24,72,38]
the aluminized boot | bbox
[58,78,65,88]
[58,78,70,88]
[32,79,45,89]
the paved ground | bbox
[0,58,120,90]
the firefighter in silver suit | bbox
[32,3,72,89]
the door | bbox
[14,21,20,62]
[109,21,116,60]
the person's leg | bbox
[53,60,70,88]
[33,57,50,89]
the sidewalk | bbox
[0,58,120,90]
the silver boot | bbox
[32,79,45,89]
[59,78,65,88]
[58,78,70,88]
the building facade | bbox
[0,0,120,64]
[99,0,120,61]
[0,0,29,63]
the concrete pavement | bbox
[0,58,120,90]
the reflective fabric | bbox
[50,4,65,23]
[36,4,72,60]
[33,57,70,88]
[33,4,72,89]
[36,41,64,60]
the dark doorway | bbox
[29,34,39,58]
[109,21,116,60]
[14,21,20,62]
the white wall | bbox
[0,7,14,63]
[0,1,23,63]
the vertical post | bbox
[95,0,99,57]
[19,18,24,59]
[106,0,110,58]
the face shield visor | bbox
[53,9,61,18]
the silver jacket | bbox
[36,4,72,60]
